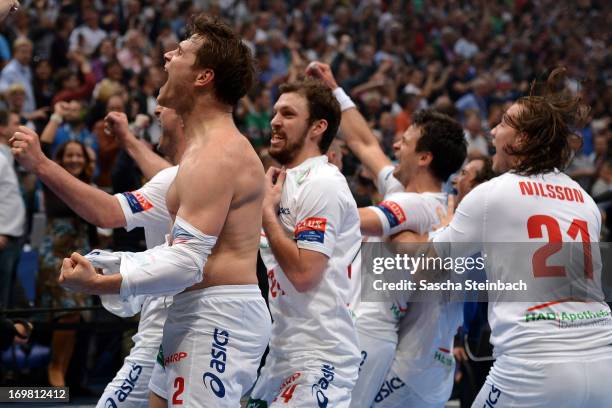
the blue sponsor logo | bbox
[374,201,406,229]
[311,363,335,408]
[121,192,152,214]
[374,377,405,403]
[483,383,502,407]
[279,207,291,215]
[110,364,142,403]
[203,328,229,398]
[296,229,325,243]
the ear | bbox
[194,68,214,88]
[309,119,329,147]
[418,150,433,166]
[310,119,328,138]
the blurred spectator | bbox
[244,86,272,149]
[566,133,596,190]
[463,109,489,159]
[92,93,125,190]
[68,9,107,57]
[117,29,151,75]
[51,51,96,105]
[0,36,35,112]
[40,100,98,158]
[0,318,32,351]
[37,140,94,387]
[0,112,25,310]
[0,107,17,156]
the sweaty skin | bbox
[58,34,264,293]
[164,128,264,289]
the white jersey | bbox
[114,166,177,350]
[97,166,177,407]
[434,171,612,359]
[259,155,361,364]
[356,166,463,406]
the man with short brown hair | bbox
[52,14,271,407]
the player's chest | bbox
[166,181,179,221]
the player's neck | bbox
[182,105,236,141]
[403,172,442,194]
[284,145,322,169]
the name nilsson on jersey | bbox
[518,181,585,203]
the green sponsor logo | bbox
[245,399,268,408]
[433,350,454,367]
[524,309,612,323]
[156,345,165,368]
[390,303,407,320]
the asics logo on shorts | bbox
[374,377,405,403]
[482,384,502,407]
[202,328,230,398]
[311,363,335,408]
[104,364,143,406]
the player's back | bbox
[474,171,612,358]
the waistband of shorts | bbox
[174,284,263,302]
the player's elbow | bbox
[292,264,325,293]
[96,211,127,229]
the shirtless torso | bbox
[165,129,263,289]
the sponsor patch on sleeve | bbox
[122,191,153,214]
[294,217,327,244]
[375,201,406,228]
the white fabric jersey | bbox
[434,171,612,360]
[97,166,177,407]
[259,155,361,365]
[353,167,462,407]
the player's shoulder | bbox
[149,165,179,184]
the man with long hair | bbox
[433,68,612,406]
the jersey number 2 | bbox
[527,215,593,279]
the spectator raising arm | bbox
[104,111,171,180]
[10,125,126,228]
[306,61,393,181]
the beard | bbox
[269,129,307,165]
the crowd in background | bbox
[0,0,610,400]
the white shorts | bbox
[371,352,452,408]
[247,352,358,407]
[148,351,167,400]
[349,329,395,408]
[97,357,155,408]
[472,351,612,408]
[150,285,271,407]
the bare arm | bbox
[40,102,69,145]
[262,167,328,292]
[105,112,171,179]
[59,151,231,295]
[359,207,383,236]
[306,61,392,178]
[10,126,126,228]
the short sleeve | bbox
[115,166,177,232]
[433,182,487,258]
[377,165,404,196]
[368,193,440,237]
[293,177,344,257]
